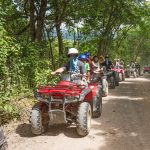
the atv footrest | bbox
[49,110,67,124]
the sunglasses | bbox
[68,54,78,57]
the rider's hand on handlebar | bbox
[51,72,61,76]
[51,72,56,75]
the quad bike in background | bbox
[129,67,137,78]
[125,65,130,78]
[90,69,108,97]
[112,68,125,82]
[118,68,125,81]
[143,66,150,74]
[30,74,102,137]
[0,128,8,150]
[111,68,120,86]
[105,69,116,89]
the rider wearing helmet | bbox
[84,52,90,58]
[78,54,90,82]
[51,48,86,77]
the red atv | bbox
[112,68,125,82]
[30,74,102,137]
[143,66,150,74]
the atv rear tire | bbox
[102,79,108,96]
[31,103,49,135]
[76,102,91,136]
[133,71,137,78]
[119,73,123,82]
[92,94,102,118]
[0,142,8,150]
[110,76,115,89]
[0,128,8,150]
[115,72,119,86]
[122,73,125,81]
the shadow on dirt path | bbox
[16,123,80,138]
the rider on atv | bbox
[91,55,108,97]
[129,61,137,78]
[51,48,86,83]
[78,54,90,83]
[101,55,113,70]
[101,55,116,89]
[31,48,103,137]
[84,52,93,77]
[135,62,141,76]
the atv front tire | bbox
[119,73,123,82]
[76,102,91,136]
[31,103,49,135]
[110,76,116,89]
[92,94,102,118]
[115,73,119,86]
[0,141,8,150]
[133,71,137,78]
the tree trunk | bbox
[36,0,47,42]
[97,37,107,56]
[56,23,63,56]
[29,0,36,41]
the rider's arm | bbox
[51,67,66,75]
[51,62,70,75]
[86,63,90,82]
[92,61,98,68]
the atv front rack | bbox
[34,84,90,103]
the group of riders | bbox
[126,61,141,77]
[51,48,141,96]
[51,48,122,97]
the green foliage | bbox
[0,25,54,124]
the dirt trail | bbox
[6,75,150,150]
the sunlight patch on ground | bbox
[103,95,143,104]
[133,78,150,82]
[130,132,138,137]
[119,81,134,84]
[125,76,150,82]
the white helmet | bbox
[67,48,78,55]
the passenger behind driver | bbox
[84,52,93,78]
[92,56,101,73]
[78,54,90,83]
